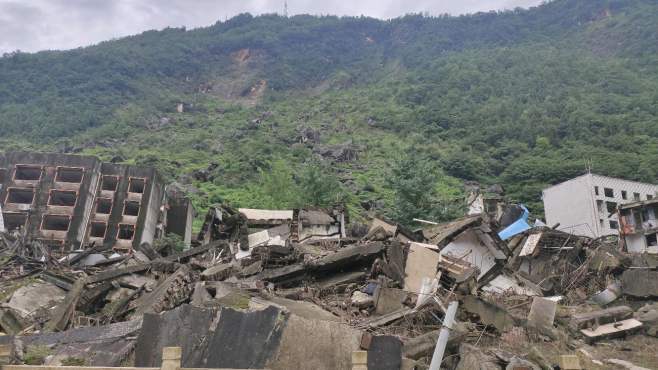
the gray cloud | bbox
[0,0,544,53]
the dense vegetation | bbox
[1,0,657,225]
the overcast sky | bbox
[0,0,544,54]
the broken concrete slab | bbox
[311,241,385,272]
[440,229,500,281]
[0,309,25,335]
[200,262,233,281]
[403,242,440,294]
[620,269,658,297]
[265,312,362,370]
[86,263,152,284]
[580,318,643,343]
[135,304,215,367]
[604,358,652,370]
[462,296,520,332]
[239,208,294,224]
[569,305,633,331]
[423,216,481,247]
[382,242,406,283]
[527,297,557,330]
[255,263,307,283]
[2,281,66,319]
[316,271,366,293]
[21,319,141,366]
[402,326,467,360]
[206,306,284,369]
[482,274,540,296]
[251,296,340,323]
[367,336,402,370]
[634,302,658,337]
[375,287,407,315]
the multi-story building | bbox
[542,173,658,238]
[0,152,194,253]
[617,199,658,254]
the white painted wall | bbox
[542,174,597,237]
[543,174,658,238]
[440,230,495,280]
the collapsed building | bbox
[0,169,657,369]
[0,152,194,253]
[618,198,658,254]
[2,200,657,369]
[465,183,506,220]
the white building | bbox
[542,173,658,237]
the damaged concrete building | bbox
[542,173,658,237]
[0,152,194,253]
[618,198,658,254]
[198,205,346,258]
[465,183,506,220]
[2,197,658,369]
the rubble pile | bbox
[1,204,657,370]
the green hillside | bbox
[1,0,657,223]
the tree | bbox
[251,159,300,209]
[388,153,440,225]
[298,161,343,207]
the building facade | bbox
[618,199,658,254]
[0,152,193,253]
[542,173,658,238]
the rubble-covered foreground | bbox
[1,205,657,370]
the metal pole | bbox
[428,300,458,370]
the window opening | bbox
[102,176,119,191]
[128,178,145,194]
[3,212,27,231]
[90,222,107,238]
[123,201,140,216]
[48,190,77,207]
[6,188,34,204]
[606,201,617,214]
[647,233,657,247]
[14,165,42,181]
[96,198,113,214]
[42,215,70,231]
[117,224,135,240]
[55,167,84,183]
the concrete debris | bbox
[1,196,657,369]
[527,297,557,330]
[605,358,652,370]
[580,319,643,343]
[634,302,658,336]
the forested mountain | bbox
[1,0,657,223]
